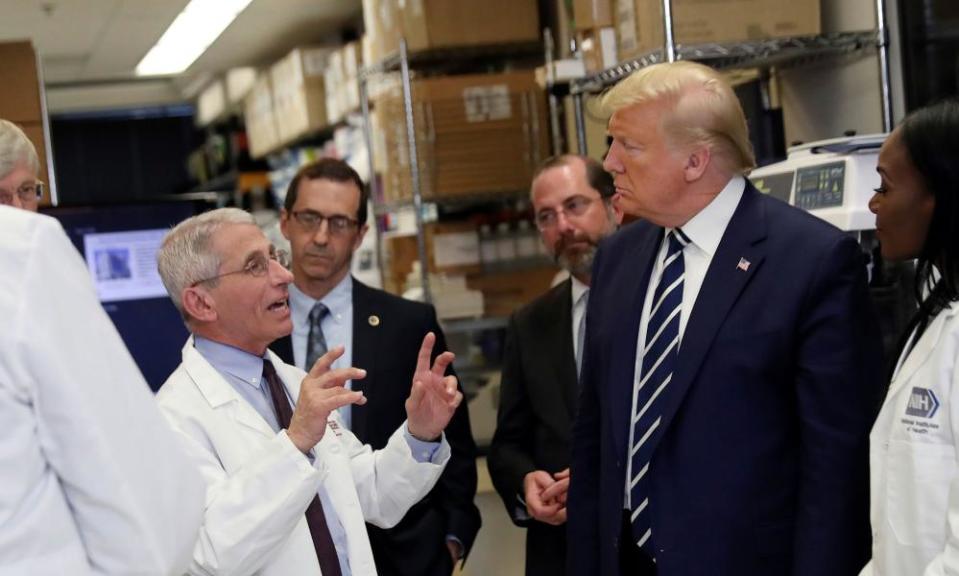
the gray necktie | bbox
[305,302,329,370]
[575,289,589,378]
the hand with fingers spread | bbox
[287,346,369,454]
[524,470,567,526]
[405,332,463,442]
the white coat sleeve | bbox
[923,333,959,576]
[157,411,323,576]
[15,215,205,574]
[313,415,450,529]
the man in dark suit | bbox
[487,154,620,576]
[271,158,480,576]
[568,61,883,575]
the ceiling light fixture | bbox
[135,0,254,76]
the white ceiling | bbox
[0,0,362,112]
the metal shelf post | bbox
[399,38,433,304]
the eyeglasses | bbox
[290,210,359,236]
[191,245,290,287]
[0,181,44,206]
[534,195,597,230]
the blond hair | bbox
[601,61,756,174]
[156,207,256,319]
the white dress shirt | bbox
[0,207,204,575]
[289,274,355,427]
[624,176,745,508]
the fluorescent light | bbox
[136,0,254,76]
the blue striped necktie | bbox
[629,229,689,556]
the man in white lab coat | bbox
[0,206,206,575]
[155,207,462,576]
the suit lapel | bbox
[610,225,663,461]
[653,185,767,447]
[547,280,579,420]
[350,279,378,441]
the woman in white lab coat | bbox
[860,98,959,575]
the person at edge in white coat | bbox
[154,207,462,576]
[0,205,206,574]
[860,98,959,575]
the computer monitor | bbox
[43,195,219,391]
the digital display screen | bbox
[43,199,216,390]
[795,161,845,211]
[750,171,795,204]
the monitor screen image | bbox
[43,197,218,391]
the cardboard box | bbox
[0,41,43,123]
[579,27,618,74]
[615,0,820,62]
[574,0,614,30]
[244,75,280,159]
[374,70,549,202]
[271,47,330,146]
[401,0,540,54]
[466,265,558,317]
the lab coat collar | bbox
[888,301,959,398]
[181,336,279,438]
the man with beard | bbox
[270,158,480,576]
[487,154,621,575]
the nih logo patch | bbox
[906,387,941,419]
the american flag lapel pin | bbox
[736,257,751,272]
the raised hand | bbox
[287,346,368,453]
[405,332,463,442]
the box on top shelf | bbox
[615,0,821,63]
[574,0,614,30]
[372,70,549,204]
[270,46,331,146]
[244,74,280,159]
[324,42,362,125]
[364,0,540,63]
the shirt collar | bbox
[193,335,267,389]
[671,175,745,257]
[570,274,589,308]
[289,274,353,327]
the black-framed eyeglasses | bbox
[291,210,359,236]
[0,180,44,206]
[534,195,596,230]
[191,245,290,287]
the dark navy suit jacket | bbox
[568,182,883,575]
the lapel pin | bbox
[736,257,751,272]
[368,315,380,327]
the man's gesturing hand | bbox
[405,332,462,442]
[287,346,368,454]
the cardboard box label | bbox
[462,85,511,122]
[616,0,639,54]
[433,231,481,267]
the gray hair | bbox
[0,119,40,180]
[157,207,256,319]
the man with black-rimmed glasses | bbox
[271,158,480,576]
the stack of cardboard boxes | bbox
[372,70,549,203]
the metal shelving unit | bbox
[359,39,546,305]
[569,0,894,154]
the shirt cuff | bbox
[446,535,464,559]
[403,423,442,463]
[514,492,531,521]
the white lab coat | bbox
[0,207,205,575]
[156,338,450,576]
[861,302,959,576]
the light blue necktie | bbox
[305,302,329,371]
[629,229,688,556]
